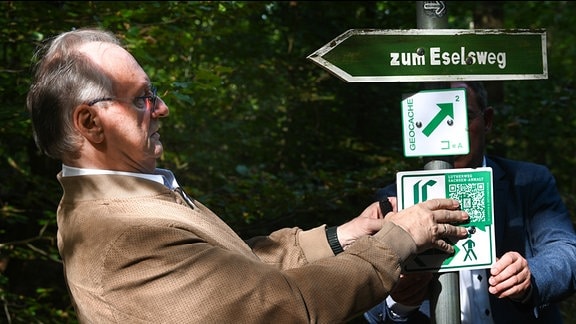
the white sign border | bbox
[396,167,496,272]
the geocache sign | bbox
[396,167,496,273]
[401,88,469,157]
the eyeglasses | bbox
[87,85,158,111]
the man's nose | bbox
[152,97,169,118]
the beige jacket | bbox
[56,173,416,323]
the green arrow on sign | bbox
[423,103,454,137]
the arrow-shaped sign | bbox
[307,29,547,82]
[423,103,454,137]
[423,1,446,15]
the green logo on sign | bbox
[413,179,437,203]
[422,103,454,137]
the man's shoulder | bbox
[487,155,549,172]
[487,155,525,166]
[375,181,397,200]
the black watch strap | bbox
[379,197,393,215]
[325,226,344,255]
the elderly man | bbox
[27,28,469,323]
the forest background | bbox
[1,1,575,323]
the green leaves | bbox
[2,1,576,322]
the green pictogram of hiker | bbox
[462,239,477,261]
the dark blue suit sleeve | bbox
[375,183,397,202]
[519,163,576,305]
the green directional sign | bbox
[307,29,547,82]
[397,167,496,272]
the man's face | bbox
[79,42,169,173]
[451,82,493,169]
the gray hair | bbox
[26,28,121,160]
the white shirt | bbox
[459,269,494,323]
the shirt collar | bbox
[61,164,179,189]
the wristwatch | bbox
[379,196,393,215]
[325,226,344,255]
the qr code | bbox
[448,183,485,223]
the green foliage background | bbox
[1,1,574,323]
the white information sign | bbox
[401,88,469,157]
[397,167,496,272]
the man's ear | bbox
[73,104,104,143]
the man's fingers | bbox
[434,208,470,225]
[443,223,469,237]
[388,198,469,254]
[435,223,469,253]
[433,239,455,254]
[425,198,462,211]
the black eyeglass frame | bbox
[86,85,158,110]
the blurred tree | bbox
[0,1,574,322]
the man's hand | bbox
[385,198,469,254]
[337,198,469,254]
[488,251,532,301]
[390,272,433,306]
[336,202,389,249]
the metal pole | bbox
[416,2,461,324]
[416,1,448,29]
[425,157,461,324]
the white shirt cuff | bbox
[385,295,421,319]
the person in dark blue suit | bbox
[364,81,576,323]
